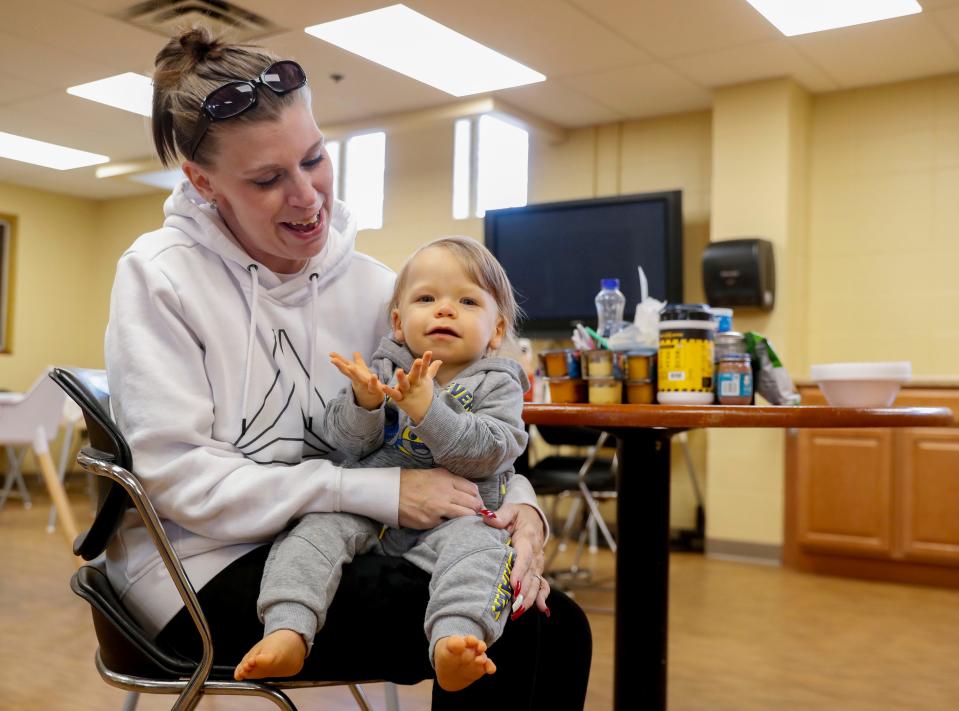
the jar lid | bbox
[715,331,745,344]
[660,303,713,322]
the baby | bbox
[236,236,530,692]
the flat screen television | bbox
[484,191,683,338]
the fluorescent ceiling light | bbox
[305,4,545,96]
[0,131,108,170]
[744,0,921,37]
[67,72,153,116]
[128,169,185,191]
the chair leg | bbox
[1,446,31,511]
[120,691,139,711]
[588,512,599,554]
[578,482,617,553]
[349,684,374,711]
[384,682,401,711]
[48,419,77,532]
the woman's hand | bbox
[398,467,483,529]
[482,503,551,619]
[329,351,385,411]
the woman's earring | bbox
[210,199,218,209]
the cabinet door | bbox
[796,428,893,557]
[897,429,959,565]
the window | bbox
[453,114,528,219]
[327,131,386,231]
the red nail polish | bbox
[515,580,521,596]
[511,607,526,621]
[545,606,551,618]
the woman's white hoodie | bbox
[106,182,493,635]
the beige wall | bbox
[0,183,101,391]
[807,74,959,374]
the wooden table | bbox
[522,403,954,711]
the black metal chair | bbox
[50,367,384,711]
[518,426,618,584]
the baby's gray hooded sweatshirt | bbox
[323,336,530,511]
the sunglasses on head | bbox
[186,60,308,161]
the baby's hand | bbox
[330,351,384,410]
[380,351,442,423]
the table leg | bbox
[33,444,81,555]
[614,428,673,711]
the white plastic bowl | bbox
[810,361,911,407]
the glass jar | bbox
[714,331,746,362]
[716,353,753,405]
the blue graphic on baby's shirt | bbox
[397,426,432,459]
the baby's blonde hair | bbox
[390,236,523,351]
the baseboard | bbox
[705,538,782,566]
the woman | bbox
[104,28,591,707]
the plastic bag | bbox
[744,332,801,405]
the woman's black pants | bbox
[157,545,592,710]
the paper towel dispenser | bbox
[702,238,775,311]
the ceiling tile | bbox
[7,93,154,158]
[413,0,653,76]
[0,105,141,162]
[670,38,839,92]
[930,5,959,47]
[6,1,159,73]
[568,0,780,60]
[0,32,114,93]
[790,14,959,88]
[563,63,713,119]
[496,81,624,128]
[271,30,455,126]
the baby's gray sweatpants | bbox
[257,512,515,665]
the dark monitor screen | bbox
[484,191,683,337]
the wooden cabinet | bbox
[784,386,959,588]
[897,428,959,565]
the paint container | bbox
[547,378,587,404]
[583,349,614,377]
[625,349,657,382]
[626,379,656,404]
[657,303,717,405]
[588,378,623,405]
[539,349,581,378]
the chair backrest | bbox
[0,368,67,445]
[49,367,133,560]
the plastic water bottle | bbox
[595,278,626,338]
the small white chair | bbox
[0,368,80,548]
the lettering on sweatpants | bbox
[490,545,515,621]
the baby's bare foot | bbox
[434,634,496,692]
[234,629,306,680]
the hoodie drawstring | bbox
[307,273,320,429]
[240,264,260,435]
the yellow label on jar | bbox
[658,330,714,393]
